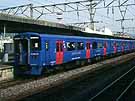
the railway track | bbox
[21,58,135,101]
[89,65,135,101]
[0,52,128,88]
[0,79,33,89]
[0,56,104,89]
[118,78,135,101]
[0,65,84,89]
[1,53,135,100]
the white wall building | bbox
[0,36,13,52]
[84,27,113,36]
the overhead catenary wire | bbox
[0,0,135,34]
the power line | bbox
[27,0,44,5]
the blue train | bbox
[13,32,135,75]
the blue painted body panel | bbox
[14,32,135,75]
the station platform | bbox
[0,65,13,81]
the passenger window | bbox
[110,42,113,47]
[122,42,125,47]
[66,42,76,51]
[56,42,59,52]
[92,42,97,49]
[60,43,63,52]
[122,42,124,46]
[125,42,127,47]
[98,43,103,48]
[114,42,116,47]
[86,43,90,49]
[77,42,84,50]
[116,42,119,47]
[104,42,107,48]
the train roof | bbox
[39,34,126,41]
[18,32,135,40]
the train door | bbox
[86,42,90,59]
[104,41,107,56]
[113,41,116,54]
[22,39,29,64]
[56,41,63,64]
[14,38,29,64]
[14,39,21,64]
[122,41,124,52]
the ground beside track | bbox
[21,58,135,101]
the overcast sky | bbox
[0,0,135,34]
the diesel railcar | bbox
[13,32,135,75]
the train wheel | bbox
[75,60,80,65]
[87,59,91,63]
[81,60,85,66]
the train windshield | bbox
[30,36,41,51]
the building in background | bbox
[113,32,132,38]
[0,36,13,52]
[0,33,17,53]
[84,27,113,36]
[0,33,17,63]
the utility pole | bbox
[116,0,132,33]
[3,24,6,38]
[88,0,96,30]
[30,4,33,18]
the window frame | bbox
[86,43,90,49]
[66,42,76,51]
[98,42,103,48]
[30,37,41,51]
[76,42,84,50]
[92,42,97,49]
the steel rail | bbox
[89,65,135,101]
[116,78,135,101]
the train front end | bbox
[14,33,42,75]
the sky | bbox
[0,0,135,34]
[0,0,73,7]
